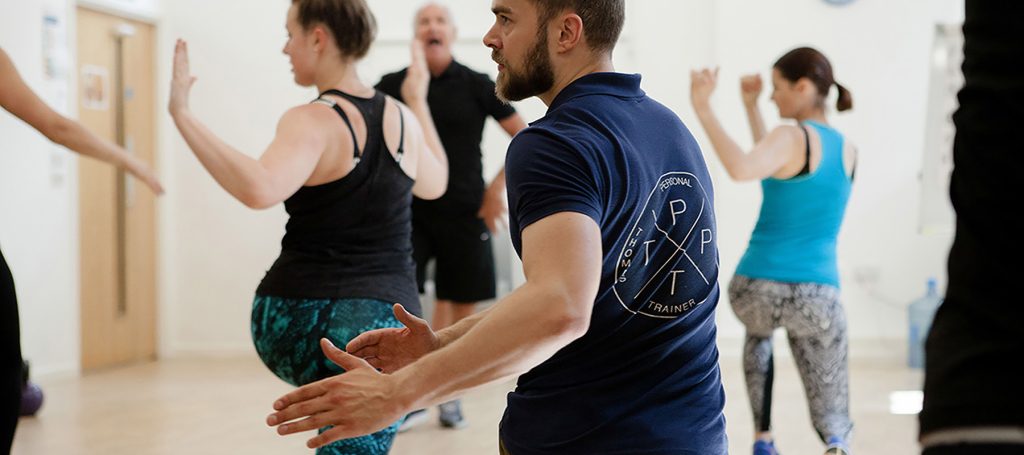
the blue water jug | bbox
[908,278,943,369]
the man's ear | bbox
[555,13,584,53]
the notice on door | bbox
[81,65,110,111]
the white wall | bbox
[4,0,965,364]
[702,0,963,348]
[0,0,80,376]
[157,0,965,357]
[156,0,292,355]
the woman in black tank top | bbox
[168,1,447,453]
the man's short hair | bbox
[532,0,625,53]
[414,2,454,28]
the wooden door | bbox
[77,7,158,370]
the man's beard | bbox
[494,30,555,103]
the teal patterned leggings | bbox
[252,296,404,454]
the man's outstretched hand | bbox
[267,339,408,449]
[346,304,440,374]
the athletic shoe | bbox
[753,439,780,455]
[397,409,429,433]
[439,400,466,429]
[824,436,850,455]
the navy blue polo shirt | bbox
[502,73,727,454]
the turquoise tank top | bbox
[735,121,852,287]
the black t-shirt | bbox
[920,0,1024,435]
[376,60,516,215]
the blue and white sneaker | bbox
[824,436,850,455]
[753,439,780,455]
[439,400,466,429]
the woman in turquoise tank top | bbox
[691,47,857,455]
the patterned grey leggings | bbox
[728,275,853,443]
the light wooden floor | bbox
[13,353,923,454]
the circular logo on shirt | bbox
[612,172,718,319]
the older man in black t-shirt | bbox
[375,2,527,430]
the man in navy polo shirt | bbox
[268,1,728,453]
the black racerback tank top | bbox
[256,89,420,315]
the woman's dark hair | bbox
[291,0,377,60]
[774,47,853,112]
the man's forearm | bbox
[393,283,588,410]
[435,306,491,348]
[487,168,507,194]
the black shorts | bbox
[412,209,496,303]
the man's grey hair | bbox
[413,2,455,28]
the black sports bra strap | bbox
[314,91,362,163]
[798,123,811,177]
[396,104,406,162]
